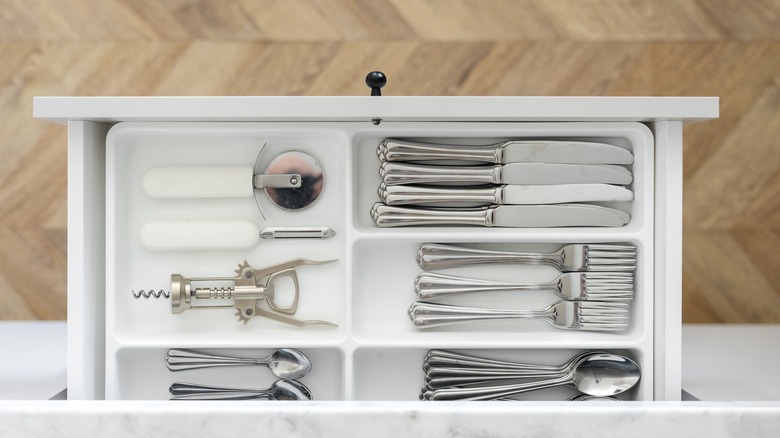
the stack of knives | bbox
[370,139,635,228]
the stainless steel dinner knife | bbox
[378,183,634,207]
[380,162,633,186]
[378,139,634,165]
[370,203,631,227]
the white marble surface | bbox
[1,401,780,438]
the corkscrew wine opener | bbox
[132,258,337,326]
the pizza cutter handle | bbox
[142,166,255,198]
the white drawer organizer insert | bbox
[33,95,718,402]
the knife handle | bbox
[371,203,489,227]
[378,183,498,206]
[378,139,499,163]
[380,162,497,186]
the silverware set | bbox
[408,243,636,331]
[165,348,314,401]
[371,138,635,228]
[420,350,641,401]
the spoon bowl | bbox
[573,353,640,397]
[268,349,312,380]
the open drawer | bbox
[33,95,719,401]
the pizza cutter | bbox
[142,150,325,211]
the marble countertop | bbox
[1,322,779,437]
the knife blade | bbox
[371,203,630,227]
[378,183,634,207]
[380,162,633,186]
[378,139,634,165]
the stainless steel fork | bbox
[408,301,630,331]
[415,271,634,301]
[416,243,636,272]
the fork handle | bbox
[415,272,553,300]
[378,139,500,163]
[408,302,549,328]
[417,243,556,270]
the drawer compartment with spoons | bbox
[352,348,650,401]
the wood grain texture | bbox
[0,1,778,322]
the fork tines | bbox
[577,302,630,331]
[582,272,634,301]
[585,244,637,271]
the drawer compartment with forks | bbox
[352,239,651,341]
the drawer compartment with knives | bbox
[352,122,653,233]
[101,121,654,401]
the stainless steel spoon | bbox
[423,350,598,373]
[166,348,312,379]
[424,352,603,389]
[421,353,640,401]
[169,379,312,401]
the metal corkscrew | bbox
[132,258,337,326]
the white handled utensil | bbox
[140,220,335,251]
[142,151,324,210]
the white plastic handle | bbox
[142,166,254,198]
[140,220,260,251]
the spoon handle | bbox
[170,391,273,401]
[423,374,572,401]
[169,382,270,396]
[166,349,263,371]
[425,349,562,370]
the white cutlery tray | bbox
[104,121,655,401]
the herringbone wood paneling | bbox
[1,1,779,322]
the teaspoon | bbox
[166,348,312,380]
[169,379,313,401]
[424,353,603,389]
